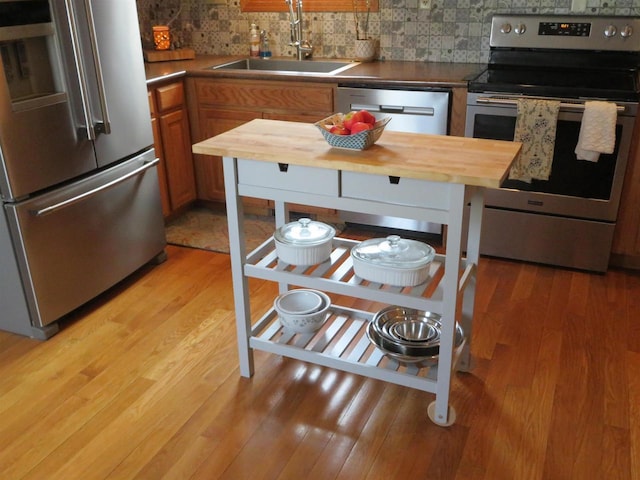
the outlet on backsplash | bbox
[419,0,430,9]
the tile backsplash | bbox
[136,0,640,64]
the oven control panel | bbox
[491,14,640,51]
[538,22,591,36]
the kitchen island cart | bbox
[193,119,520,426]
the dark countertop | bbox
[145,54,484,88]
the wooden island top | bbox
[192,119,522,189]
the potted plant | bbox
[353,0,376,61]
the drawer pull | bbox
[389,176,400,184]
[278,163,289,172]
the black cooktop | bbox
[468,48,640,101]
[468,67,640,101]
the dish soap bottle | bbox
[249,23,260,57]
[259,30,272,58]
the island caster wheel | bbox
[427,401,456,426]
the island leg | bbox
[428,184,465,426]
[223,156,254,377]
[458,186,484,372]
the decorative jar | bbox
[152,25,171,50]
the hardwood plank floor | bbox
[1,244,639,479]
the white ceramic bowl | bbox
[274,289,324,315]
[274,289,331,333]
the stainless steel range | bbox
[466,14,640,272]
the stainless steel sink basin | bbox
[210,58,359,75]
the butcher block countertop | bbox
[192,119,521,188]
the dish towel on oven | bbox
[509,98,561,183]
[574,101,617,162]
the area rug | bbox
[165,207,345,254]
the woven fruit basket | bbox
[315,114,391,150]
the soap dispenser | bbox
[249,23,260,57]
[260,30,272,58]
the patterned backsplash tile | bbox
[136,0,640,64]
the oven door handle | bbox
[476,97,626,113]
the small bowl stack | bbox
[366,306,464,366]
[274,289,331,333]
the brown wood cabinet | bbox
[148,80,197,217]
[611,115,640,269]
[186,77,336,213]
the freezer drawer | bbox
[4,150,166,328]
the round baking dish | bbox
[351,235,435,286]
[273,218,335,265]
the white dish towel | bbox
[575,101,617,162]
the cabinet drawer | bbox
[238,159,338,196]
[156,82,185,112]
[341,171,450,210]
[196,79,334,112]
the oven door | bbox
[464,92,637,271]
[465,93,636,222]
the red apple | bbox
[343,110,366,130]
[329,125,350,135]
[358,109,376,125]
[350,122,373,134]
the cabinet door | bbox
[150,116,171,217]
[148,89,171,217]
[612,115,640,268]
[159,108,197,210]
[192,78,336,212]
[194,107,265,205]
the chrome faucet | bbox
[285,0,313,60]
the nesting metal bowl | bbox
[366,306,463,365]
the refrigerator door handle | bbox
[30,158,159,217]
[63,0,96,140]
[83,0,111,135]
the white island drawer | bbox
[237,159,339,196]
[341,171,451,210]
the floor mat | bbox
[165,207,346,254]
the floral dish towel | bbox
[509,99,561,183]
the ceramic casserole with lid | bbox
[274,218,335,265]
[351,235,435,286]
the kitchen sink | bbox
[210,58,359,75]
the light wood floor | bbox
[1,244,639,479]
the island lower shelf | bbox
[250,304,467,393]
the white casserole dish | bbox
[273,218,335,265]
[351,235,435,286]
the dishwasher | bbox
[336,86,451,234]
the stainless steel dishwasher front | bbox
[336,86,451,234]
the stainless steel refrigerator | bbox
[0,0,166,339]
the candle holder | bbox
[152,25,171,50]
